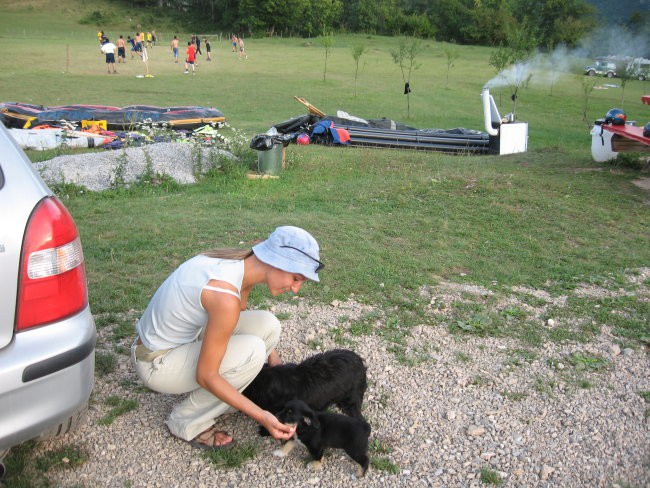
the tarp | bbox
[270,112,491,153]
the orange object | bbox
[81,119,108,131]
[335,128,351,143]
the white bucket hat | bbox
[252,226,323,282]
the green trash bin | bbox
[257,144,283,176]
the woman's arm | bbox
[197,286,294,439]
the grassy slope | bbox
[1,1,649,142]
[0,1,648,316]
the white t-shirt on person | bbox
[136,255,244,351]
[101,42,116,54]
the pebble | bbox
[467,425,486,436]
[40,270,650,488]
[540,465,555,480]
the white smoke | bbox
[581,25,650,59]
[483,26,650,90]
[483,46,576,89]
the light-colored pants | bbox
[131,310,281,441]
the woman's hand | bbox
[259,411,296,440]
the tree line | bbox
[129,0,647,51]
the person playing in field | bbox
[171,35,179,63]
[238,36,247,60]
[231,34,237,52]
[100,38,117,74]
[204,37,211,61]
[117,35,126,63]
[131,226,323,449]
[127,35,136,59]
[185,41,196,74]
[134,32,143,57]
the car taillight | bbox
[16,197,88,331]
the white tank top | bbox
[136,255,244,351]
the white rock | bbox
[467,425,486,436]
[540,465,555,480]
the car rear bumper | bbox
[0,306,96,451]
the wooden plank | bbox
[612,135,650,153]
[293,97,326,117]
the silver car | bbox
[0,122,96,474]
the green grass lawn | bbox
[1,1,648,343]
[1,5,648,482]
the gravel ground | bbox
[35,277,649,488]
[29,148,650,487]
[33,142,233,191]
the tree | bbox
[235,0,343,37]
[390,37,422,118]
[511,0,597,48]
[618,62,636,108]
[319,34,335,81]
[442,46,459,88]
[465,0,513,45]
[580,75,596,127]
[487,22,538,114]
[427,0,474,43]
[351,44,367,97]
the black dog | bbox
[243,349,367,418]
[274,399,371,477]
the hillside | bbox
[586,0,649,24]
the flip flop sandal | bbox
[189,429,234,451]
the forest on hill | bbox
[117,0,648,49]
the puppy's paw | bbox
[308,460,323,470]
[273,440,296,458]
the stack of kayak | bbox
[1,102,227,150]
[0,102,226,131]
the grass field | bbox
[1,2,649,485]
[0,1,648,336]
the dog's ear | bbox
[303,410,320,429]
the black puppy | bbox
[274,399,371,477]
[243,349,367,418]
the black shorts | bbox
[105,53,115,63]
[118,47,125,57]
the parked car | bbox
[584,60,617,78]
[0,122,96,475]
[629,58,650,80]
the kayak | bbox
[8,128,112,150]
